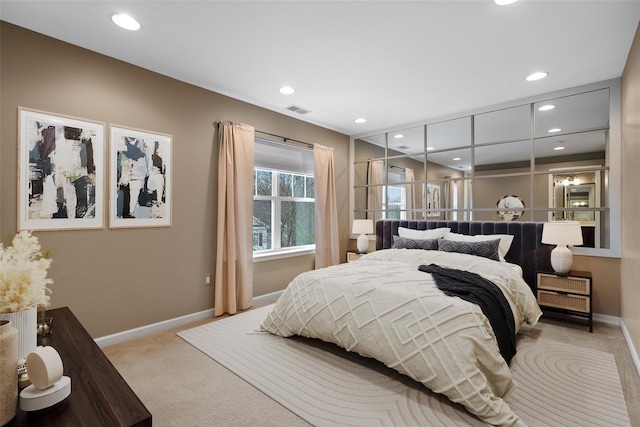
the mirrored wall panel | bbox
[475,104,531,145]
[352,84,614,249]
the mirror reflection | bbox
[352,85,612,249]
[427,117,471,150]
[475,140,531,172]
[475,104,530,145]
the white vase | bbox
[0,306,37,360]
[0,319,18,425]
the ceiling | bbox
[2,1,639,137]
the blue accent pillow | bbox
[437,238,501,261]
[392,236,439,250]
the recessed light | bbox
[526,72,548,82]
[538,104,555,111]
[355,118,367,124]
[548,128,562,133]
[426,146,435,151]
[393,134,404,139]
[554,146,566,151]
[453,157,462,161]
[279,86,295,95]
[111,13,141,31]
[495,0,518,5]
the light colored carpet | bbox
[178,305,631,427]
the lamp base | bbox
[357,234,369,254]
[550,245,573,274]
[19,376,71,412]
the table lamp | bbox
[541,221,583,274]
[352,219,373,254]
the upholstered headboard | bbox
[375,219,552,292]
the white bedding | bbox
[260,249,541,426]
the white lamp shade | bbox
[542,221,583,274]
[352,219,373,235]
[541,221,583,246]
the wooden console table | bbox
[6,307,152,426]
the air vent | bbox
[285,105,311,115]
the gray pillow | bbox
[392,236,439,251]
[437,238,500,261]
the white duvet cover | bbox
[260,249,541,426]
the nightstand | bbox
[537,271,593,332]
[347,252,363,262]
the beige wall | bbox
[0,22,350,337]
[621,22,640,361]
[572,255,621,316]
[2,19,636,341]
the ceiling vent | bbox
[285,105,311,115]
[396,145,410,150]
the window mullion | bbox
[273,171,281,250]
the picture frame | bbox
[426,183,441,217]
[109,125,172,228]
[18,107,105,231]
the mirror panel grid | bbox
[474,104,531,145]
[427,117,471,151]
[352,84,613,249]
[388,126,425,156]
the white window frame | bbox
[384,185,407,220]
[383,167,408,219]
[253,167,316,261]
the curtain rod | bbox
[214,122,315,149]
[255,129,315,150]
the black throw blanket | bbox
[418,264,517,364]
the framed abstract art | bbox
[18,107,105,230]
[426,183,441,217]
[109,125,172,228]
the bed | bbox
[260,220,548,426]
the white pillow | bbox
[398,227,451,239]
[443,232,514,262]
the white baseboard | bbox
[593,313,640,377]
[593,312,620,325]
[95,294,640,378]
[95,308,214,348]
[620,318,640,378]
[94,290,284,348]
[253,290,283,306]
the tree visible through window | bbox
[253,168,315,252]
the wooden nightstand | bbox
[537,270,593,332]
[347,252,363,262]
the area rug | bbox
[178,305,630,427]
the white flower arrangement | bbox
[0,230,53,314]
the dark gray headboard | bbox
[375,219,552,292]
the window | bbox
[385,167,408,219]
[385,186,406,219]
[253,139,315,257]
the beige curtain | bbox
[367,160,384,223]
[215,121,255,316]
[313,144,339,268]
[405,167,415,220]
